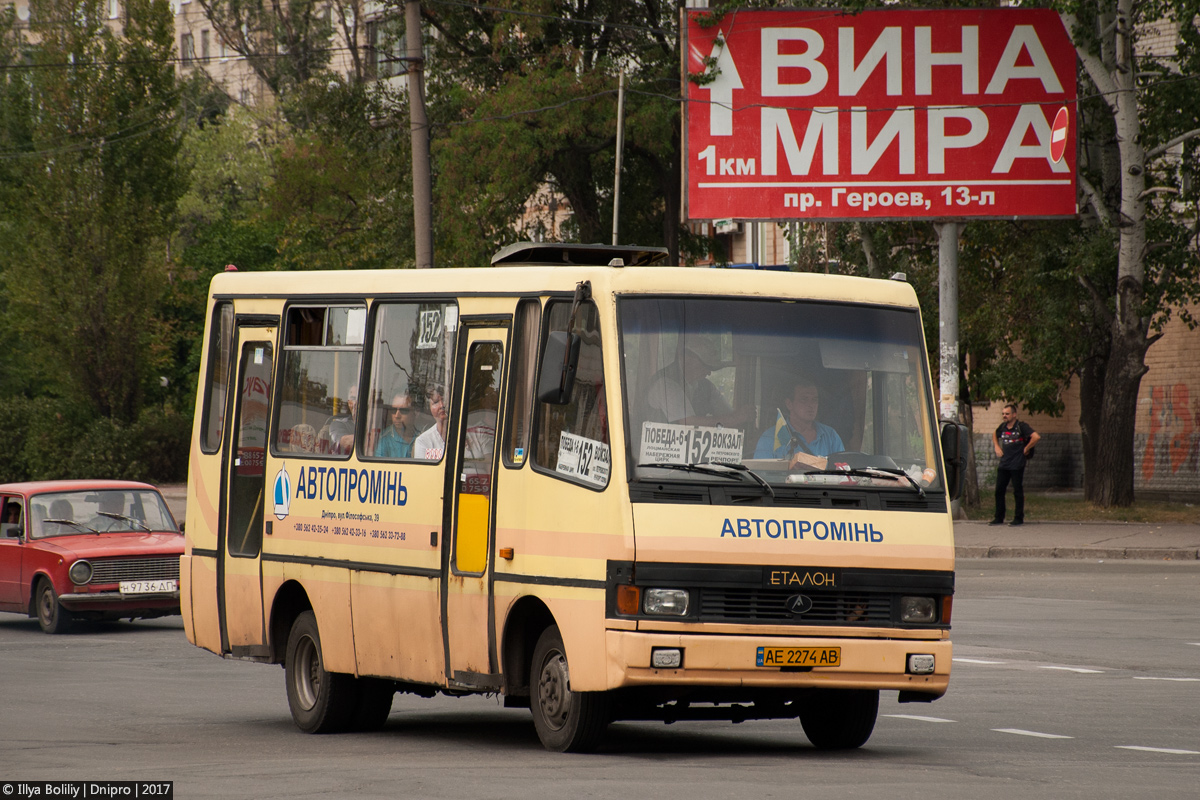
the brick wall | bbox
[970,304,1200,497]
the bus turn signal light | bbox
[617,585,640,615]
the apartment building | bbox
[6,0,402,106]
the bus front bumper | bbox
[604,630,951,698]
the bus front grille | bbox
[699,588,892,625]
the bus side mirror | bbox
[939,420,969,501]
[537,330,581,405]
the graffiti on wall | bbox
[1141,383,1200,482]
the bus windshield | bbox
[619,296,942,493]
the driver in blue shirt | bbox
[754,377,844,462]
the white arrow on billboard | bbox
[701,32,742,137]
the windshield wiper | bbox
[97,511,151,532]
[638,462,775,500]
[806,467,925,498]
[43,518,99,534]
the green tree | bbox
[1060,0,1200,505]
[266,79,414,270]
[0,0,184,423]
[416,0,686,264]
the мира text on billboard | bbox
[684,8,1077,221]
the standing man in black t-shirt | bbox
[990,403,1041,526]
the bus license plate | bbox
[756,646,841,668]
[119,580,178,595]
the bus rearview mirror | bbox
[939,420,969,500]
[538,331,581,405]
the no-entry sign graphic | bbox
[684,8,1078,221]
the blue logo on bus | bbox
[273,464,291,520]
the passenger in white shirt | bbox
[413,387,448,461]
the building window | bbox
[366,18,402,79]
[200,29,209,61]
[180,33,195,66]
[107,0,119,20]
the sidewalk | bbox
[954,519,1200,560]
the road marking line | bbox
[1133,676,1200,682]
[1115,746,1200,755]
[883,714,955,723]
[1040,666,1104,674]
[992,728,1073,739]
[953,658,1005,664]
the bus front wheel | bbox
[285,611,357,733]
[530,625,609,753]
[799,688,879,750]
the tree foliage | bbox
[414,0,686,264]
[0,0,184,423]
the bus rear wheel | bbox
[285,610,357,733]
[530,625,609,753]
[799,688,879,750]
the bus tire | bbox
[36,579,73,634]
[285,611,357,733]
[350,678,395,732]
[530,625,609,753]
[799,688,878,750]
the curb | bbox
[956,546,1200,561]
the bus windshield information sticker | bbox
[556,432,611,488]
[639,421,744,466]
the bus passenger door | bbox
[444,326,508,687]
[219,328,275,656]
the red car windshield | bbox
[30,490,178,539]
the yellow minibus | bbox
[182,243,967,751]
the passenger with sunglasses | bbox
[374,393,419,459]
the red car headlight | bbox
[68,560,93,585]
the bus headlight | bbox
[643,588,689,616]
[69,560,93,585]
[900,596,937,623]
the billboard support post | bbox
[936,222,963,423]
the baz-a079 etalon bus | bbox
[183,243,967,752]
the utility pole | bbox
[406,0,433,269]
[611,70,626,246]
[936,222,962,423]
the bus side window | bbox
[503,299,541,467]
[200,302,234,454]
[362,302,456,461]
[532,301,610,489]
[274,305,365,458]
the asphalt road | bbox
[2,559,1198,800]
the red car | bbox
[0,480,183,633]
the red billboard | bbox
[684,8,1077,221]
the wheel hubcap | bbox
[293,634,320,711]
[537,651,570,731]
